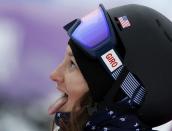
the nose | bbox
[50,65,64,83]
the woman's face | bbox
[48,45,89,114]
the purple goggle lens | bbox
[71,6,110,49]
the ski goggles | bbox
[63,4,123,78]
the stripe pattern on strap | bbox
[111,65,145,105]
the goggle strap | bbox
[103,65,129,103]
[120,71,146,105]
[102,63,145,107]
[117,66,146,106]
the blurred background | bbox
[0,0,172,131]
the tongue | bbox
[48,96,68,115]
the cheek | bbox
[65,72,89,99]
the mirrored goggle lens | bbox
[71,6,110,49]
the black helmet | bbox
[65,4,172,127]
[107,4,172,127]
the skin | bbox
[49,45,89,113]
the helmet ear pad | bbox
[68,39,114,102]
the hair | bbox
[51,92,94,131]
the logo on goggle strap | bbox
[106,53,118,67]
[101,49,122,72]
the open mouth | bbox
[48,93,69,115]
